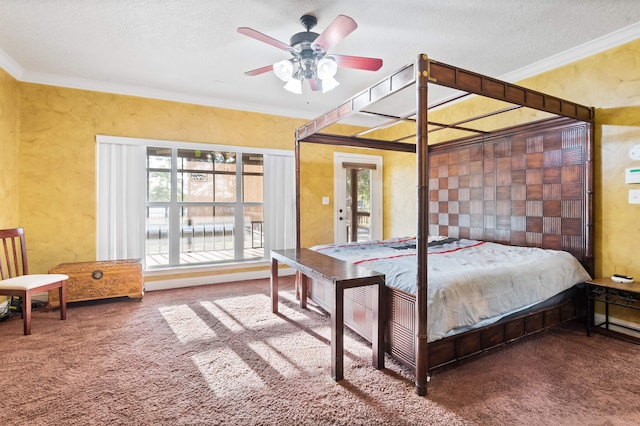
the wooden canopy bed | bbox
[293,54,595,395]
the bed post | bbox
[584,118,595,276]
[295,132,301,249]
[415,54,430,396]
[294,132,303,294]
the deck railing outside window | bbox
[146,148,264,267]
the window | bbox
[146,147,264,268]
[96,136,295,271]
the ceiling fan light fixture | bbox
[317,57,338,80]
[273,59,294,82]
[283,78,303,94]
[240,14,382,95]
[321,76,340,93]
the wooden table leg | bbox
[605,288,610,330]
[270,257,278,313]
[586,284,591,336]
[294,271,300,300]
[331,282,344,381]
[299,274,308,309]
[372,281,385,370]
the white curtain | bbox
[263,154,296,251]
[96,142,146,261]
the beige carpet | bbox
[1,277,639,425]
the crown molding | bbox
[1,22,639,118]
[500,21,640,83]
[17,69,312,121]
[0,47,24,79]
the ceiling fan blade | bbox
[308,78,322,91]
[244,64,274,76]
[332,54,383,71]
[312,15,357,52]
[237,27,291,51]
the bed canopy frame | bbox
[294,54,595,395]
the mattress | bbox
[312,237,591,342]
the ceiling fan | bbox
[238,14,383,94]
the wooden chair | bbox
[0,228,68,335]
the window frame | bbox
[96,135,293,271]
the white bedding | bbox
[312,237,591,342]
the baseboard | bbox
[593,313,640,338]
[144,268,295,291]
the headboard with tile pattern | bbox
[428,117,593,274]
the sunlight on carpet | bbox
[247,339,303,377]
[158,304,217,342]
[200,299,248,332]
[192,347,266,397]
[3,277,639,425]
[159,291,343,398]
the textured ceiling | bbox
[1,1,639,124]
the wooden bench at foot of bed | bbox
[270,248,385,381]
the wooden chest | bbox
[48,259,143,307]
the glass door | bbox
[334,153,382,243]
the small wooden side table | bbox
[271,248,385,381]
[585,277,640,344]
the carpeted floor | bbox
[1,277,639,425]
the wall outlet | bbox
[629,189,640,204]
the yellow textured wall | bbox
[17,85,310,273]
[382,150,416,238]
[0,67,20,228]
[546,40,640,324]
[518,40,640,282]
[0,67,19,305]
[14,84,369,276]
[300,143,417,245]
[4,38,640,297]
[298,139,384,247]
[298,142,336,247]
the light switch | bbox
[626,167,640,184]
[322,197,330,205]
[629,189,640,204]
